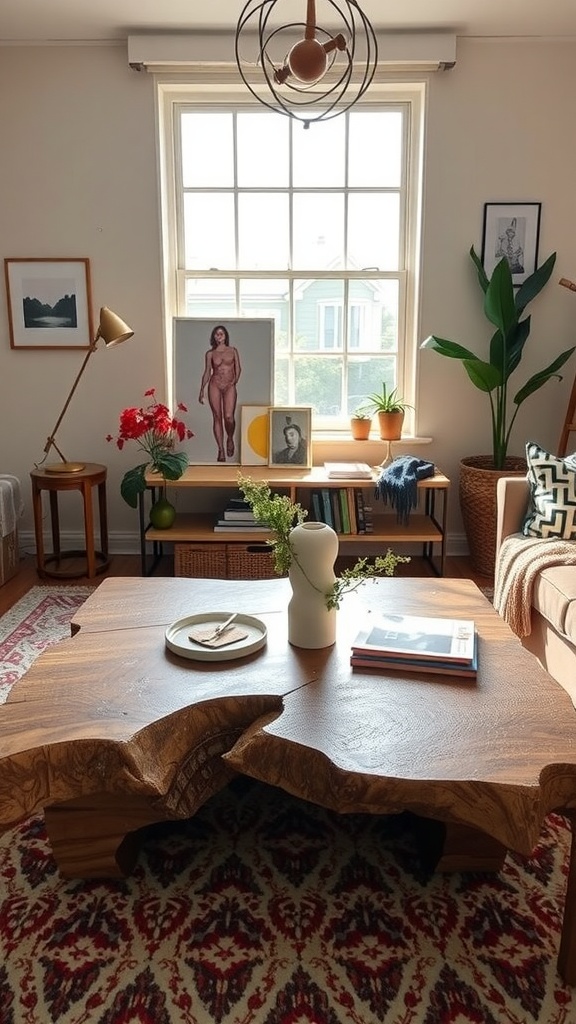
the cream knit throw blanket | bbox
[494,534,576,638]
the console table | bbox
[139,465,450,577]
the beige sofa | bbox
[496,476,576,704]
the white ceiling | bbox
[2,0,576,44]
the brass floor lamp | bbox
[38,306,133,474]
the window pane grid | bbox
[173,101,417,426]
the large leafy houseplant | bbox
[422,248,575,470]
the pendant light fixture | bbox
[235,0,378,128]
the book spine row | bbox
[309,488,373,535]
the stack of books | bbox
[214,498,271,533]
[350,613,478,678]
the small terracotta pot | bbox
[377,410,404,441]
[350,417,372,440]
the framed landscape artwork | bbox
[481,202,541,286]
[173,318,274,465]
[4,258,93,349]
[269,406,313,468]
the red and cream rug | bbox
[0,587,575,1023]
[0,586,94,704]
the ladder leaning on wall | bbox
[558,278,576,457]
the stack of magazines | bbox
[350,613,478,678]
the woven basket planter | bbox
[459,455,527,578]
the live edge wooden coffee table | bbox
[3,576,576,984]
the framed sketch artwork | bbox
[481,203,542,286]
[4,257,93,349]
[269,407,312,468]
[173,318,274,465]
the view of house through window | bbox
[161,88,424,432]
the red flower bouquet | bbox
[107,388,194,508]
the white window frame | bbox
[157,80,426,436]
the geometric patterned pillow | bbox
[522,440,576,538]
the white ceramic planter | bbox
[288,521,339,649]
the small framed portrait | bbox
[481,202,542,286]
[4,257,93,349]
[240,405,270,465]
[269,407,312,468]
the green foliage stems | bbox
[238,475,410,609]
[237,476,307,576]
[366,383,412,414]
[120,452,187,509]
[325,553,411,610]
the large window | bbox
[159,84,425,432]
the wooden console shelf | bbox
[140,465,450,577]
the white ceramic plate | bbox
[165,611,267,662]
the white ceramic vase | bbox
[288,521,339,649]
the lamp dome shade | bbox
[98,307,134,346]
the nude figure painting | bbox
[173,318,274,465]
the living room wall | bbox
[1,37,575,557]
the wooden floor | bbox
[0,552,491,617]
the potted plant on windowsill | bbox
[366,384,412,441]
[350,407,373,440]
[421,247,576,576]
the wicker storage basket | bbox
[174,543,227,579]
[226,543,278,579]
[174,541,279,580]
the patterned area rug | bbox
[0,586,94,704]
[0,587,575,1023]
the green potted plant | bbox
[421,246,576,575]
[237,475,409,611]
[350,406,372,440]
[366,384,412,440]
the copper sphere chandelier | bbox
[235,0,378,128]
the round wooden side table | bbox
[30,463,110,579]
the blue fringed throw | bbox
[375,456,436,524]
